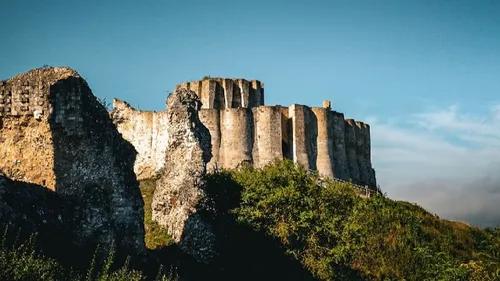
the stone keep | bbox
[0,67,145,253]
[112,77,377,188]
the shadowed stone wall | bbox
[0,67,145,253]
[151,88,215,264]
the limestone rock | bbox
[0,67,145,254]
[152,88,215,264]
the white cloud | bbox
[369,104,500,228]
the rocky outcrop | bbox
[0,67,145,254]
[151,88,215,264]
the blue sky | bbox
[2,0,500,227]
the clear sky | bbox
[2,0,500,227]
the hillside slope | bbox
[151,159,499,281]
[1,159,499,280]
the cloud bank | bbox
[369,104,500,228]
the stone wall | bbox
[198,109,221,171]
[311,107,334,178]
[219,108,254,169]
[152,89,216,264]
[112,78,377,188]
[330,111,349,180]
[252,106,285,169]
[0,67,145,253]
[175,78,264,109]
[111,99,168,180]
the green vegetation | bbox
[2,159,500,280]
[200,159,500,280]
[141,180,173,249]
[0,226,173,281]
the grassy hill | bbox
[1,159,500,280]
[198,160,500,280]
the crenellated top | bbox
[174,78,264,109]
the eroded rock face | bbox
[151,88,215,264]
[0,67,145,254]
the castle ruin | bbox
[0,67,146,253]
[113,78,377,188]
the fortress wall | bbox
[151,111,169,177]
[188,81,202,98]
[112,99,169,180]
[249,80,264,108]
[199,109,221,172]
[371,168,377,188]
[354,121,369,186]
[113,78,376,187]
[238,79,250,108]
[200,80,216,109]
[219,108,253,169]
[0,79,56,188]
[177,79,264,109]
[289,104,318,171]
[345,119,361,184]
[311,107,334,178]
[232,79,242,108]
[366,124,376,187]
[252,106,284,168]
[280,107,293,160]
[356,122,376,187]
[222,79,234,109]
[330,111,349,180]
[214,80,226,109]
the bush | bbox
[201,159,500,280]
[0,225,176,281]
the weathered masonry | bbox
[112,78,377,188]
[0,67,146,253]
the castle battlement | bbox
[112,78,377,188]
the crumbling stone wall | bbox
[111,99,169,180]
[151,88,215,264]
[0,67,145,253]
[113,78,378,188]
